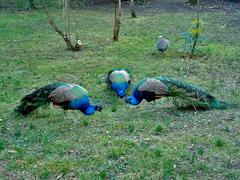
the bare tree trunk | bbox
[130,0,137,18]
[29,0,37,9]
[113,0,121,41]
[63,0,71,41]
[40,0,82,51]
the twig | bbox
[40,0,82,51]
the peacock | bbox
[106,68,131,98]
[157,36,169,52]
[16,82,102,115]
[126,76,237,109]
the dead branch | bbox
[40,0,82,51]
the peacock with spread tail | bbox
[126,76,237,110]
[16,82,102,115]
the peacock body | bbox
[126,76,236,109]
[106,68,131,98]
[17,82,102,115]
[157,36,169,52]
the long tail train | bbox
[16,84,59,115]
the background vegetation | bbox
[0,0,239,179]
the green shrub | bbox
[0,139,5,151]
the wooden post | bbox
[130,0,137,18]
[113,0,121,41]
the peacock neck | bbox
[81,105,96,115]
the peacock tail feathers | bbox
[208,99,239,109]
[16,82,68,115]
[157,76,214,102]
[132,78,148,92]
[131,76,238,109]
[68,84,88,98]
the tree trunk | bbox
[63,0,71,41]
[29,0,37,9]
[113,0,121,41]
[130,0,137,18]
[40,0,82,51]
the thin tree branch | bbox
[40,0,75,50]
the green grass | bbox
[0,0,240,179]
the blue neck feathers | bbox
[69,96,99,115]
[126,91,142,105]
[111,82,129,98]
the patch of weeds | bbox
[223,126,230,133]
[40,160,74,178]
[214,138,225,148]
[99,170,108,179]
[39,169,51,179]
[29,123,36,130]
[224,172,239,180]
[154,149,163,158]
[155,124,165,134]
[111,107,117,112]
[82,119,89,127]
[0,138,5,151]
[14,146,24,159]
[14,129,21,138]
[107,147,125,160]
[179,171,188,180]
[191,152,196,164]
[163,159,175,179]
[190,137,197,145]
[196,147,204,156]
[42,134,50,145]
[198,162,209,173]
[128,123,135,134]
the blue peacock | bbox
[16,82,102,115]
[106,68,131,98]
[126,76,237,109]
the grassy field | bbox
[0,0,240,179]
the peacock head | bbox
[116,90,126,98]
[125,96,141,105]
[158,35,163,39]
[83,105,102,115]
[111,82,129,98]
